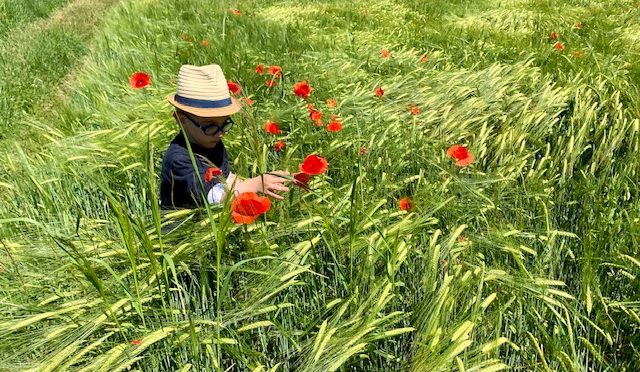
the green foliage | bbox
[0,0,639,370]
[0,0,72,38]
[0,0,118,141]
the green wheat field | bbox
[1,0,639,370]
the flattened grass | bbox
[0,0,639,370]
[0,0,119,143]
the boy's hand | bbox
[256,171,291,200]
[232,171,291,200]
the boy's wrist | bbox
[226,172,238,188]
[231,177,259,196]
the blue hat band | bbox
[175,95,232,108]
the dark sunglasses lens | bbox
[198,118,233,136]
[204,126,222,136]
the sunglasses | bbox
[182,112,235,136]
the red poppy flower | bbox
[256,64,264,74]
[409,104,420,115]
[447,145,475,167]
[380,48,390,58]
[268,65,282,78]
[227,80,241,94]
[399,197,414,211]
[274,140,285,153]
[327,120,343,132]
[263,120,282,135]
[293,80,313,99]
[554,42,565,51]
[419,53,428,63]
[326,98,337,108]
[129,72,151,89]
[243,97,254,106]
[308,112,322,126]
[201,39,209,46]
[131,339,142,346]
[230,9,241,16]
[266,79,277,88]
[549,31,558,40]
[310,110,323,122]
[574,22,582,29]
[375,86,384,97]
[231,192,271,224]
[300,154,328,175]
[359,147,367,156]
[204,167,222,182]
[293,172,311,192]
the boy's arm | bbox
[222,172,290,200]
[208,172,251,205]
[223,173,257,197]
[164,153,224,208]
[227,172,240,186]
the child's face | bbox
[175,110,232,148]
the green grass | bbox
[0,0,119,143]
[0,0,639,370]
[0,0,72,38]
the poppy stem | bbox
[221,10,227,42]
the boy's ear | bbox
[173,110,182,124]
[173,111,184,129]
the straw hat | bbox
[167,64,242,117]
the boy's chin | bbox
[201,137,222,148]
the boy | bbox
[161,63,290,209]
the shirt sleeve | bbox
[161,140,232,208]
[207,183,226,205]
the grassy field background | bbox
[0,0,639,370]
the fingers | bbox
[240,171,296,199]
[261,177,290,199]
[265,190,285,200]
[264,176,292,185]
[268,183,290,193]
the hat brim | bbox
[167,94,242,117]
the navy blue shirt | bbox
[160,132,230,209]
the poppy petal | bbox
[456,154,475,167]
[300,154,328,175]
[232,211,258,224]
[129,72,150,89]
[293,172,311,192]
